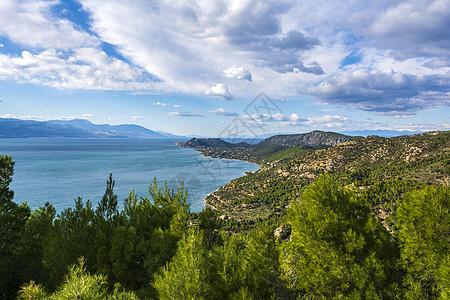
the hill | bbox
[176,137,238,148]
[257,130,361,147]
[0,118,182,139]
[205,130,449,231]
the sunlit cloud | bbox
[204,83,233,100]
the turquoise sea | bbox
[0,139,259,213]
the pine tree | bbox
[153,228,216,299]
[279,175,401,298]
[397,186,450,299]
[0,155,32,299]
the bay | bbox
[0,138,259,213]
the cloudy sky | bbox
[0,0,449,136]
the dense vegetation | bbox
[207,131,449,228]
[1,131,449,299]
[197,145,313,164]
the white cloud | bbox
[243,112,306,126]
[0,0,448,120]
[0,0,97,49]
[0,113,94,121]
[168,111,204,117]
[241,112,357,130]
[204,83,233,100]
[153,101,181,108]
[54,114,94,120]
[372,122,450,132]
[308,69,450,117]
[304,115,349,128]
[0,49,160,90]
[0,114,46,120]
[129,116,144,121]
[78,0,325,94]
[208,108,238,117]
[223,66,252,81]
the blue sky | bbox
[0,0,449,137]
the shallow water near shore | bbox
[0,138,259,213]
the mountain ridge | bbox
[257,130,361,147]
[0,118,184,139]
[177,130,362,149]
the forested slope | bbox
[206,131,449,230]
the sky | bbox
[0,0,449,137]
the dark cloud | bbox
[270,30,320,50]
[254,50,324,75]
[272,97,286,103]
[273,60,324,75]
[224,1,291,47]
[297,62,324,75]
[308,69,450,117]
[367,0,450,58]
[221,1,322,75]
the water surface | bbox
[0,138,259,212]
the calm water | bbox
[0,139,259,213]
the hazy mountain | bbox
[0,118,97,138]
[340,130,422,137]
[0,118,183,139]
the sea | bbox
[0,138,259,213]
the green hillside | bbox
[206,131,449,230]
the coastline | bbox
[202,156,260,210]
[179,146,261,211]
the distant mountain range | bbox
[0,117,423,140]
[223,130,422,139]
[177,130,362,149]
[0,118,184,139]
[340,130,422,137]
